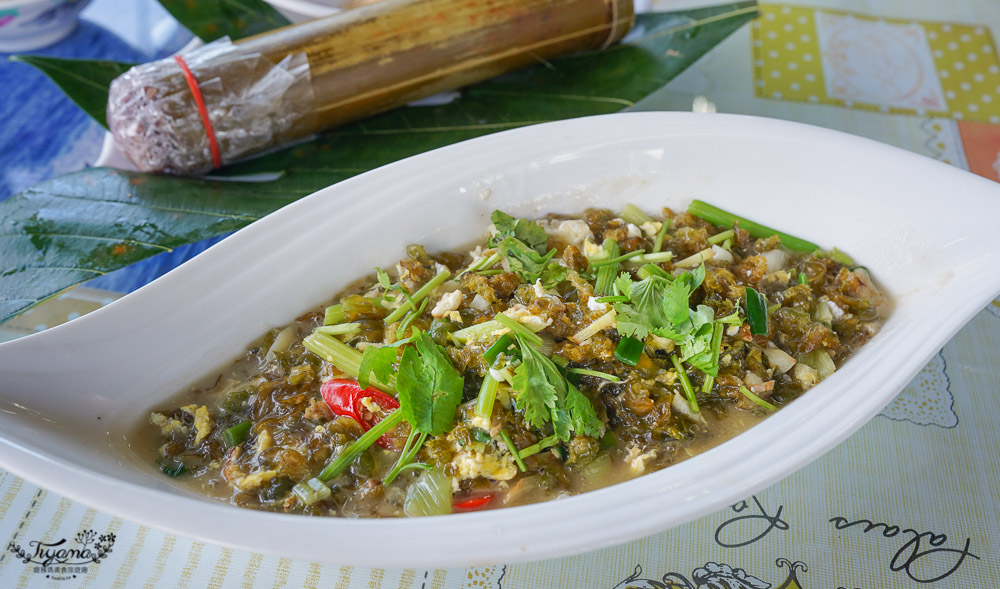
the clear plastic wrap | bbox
[107,38,315,175]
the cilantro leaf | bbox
[396,329,464,435]
[510,335,604,441]
[510,339,560,430]
[490,210,549,254]
[614,265,708,339]
[375,267,392,290]
[498,237,566,288]
[357,345,397,389]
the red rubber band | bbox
[174,54,221,169]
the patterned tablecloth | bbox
[2,0,999,587]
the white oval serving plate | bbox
[1,113,999,567]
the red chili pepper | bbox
[452,492,497,512]
[320,379,400,449]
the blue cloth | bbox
[0,3,225,294]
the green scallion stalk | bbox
[624,251,674,265]
[303,333,397,394]
[291,477,332,506]
[688,200,819,253]
[594,239,620,296]
[460,251,500,276]
[671,355,699,414]
[620,203,653,226]
[614,336,644,366]
[384,430,429,485]
[798,272,809,285]
[474,374,500,420]
[500,430,527,472]
[384,268,451,325]
[595,295,629,303]
[569,368,621,382]
[518,434,559,459]
[476,269,504,276]
[739,386,778,411]
[495,313,543,347]
[700,322,725,394]
[395,297,429,339]
[591,249,646,267]
[745,286,769,336]
[318,409,405,481]
[636,263,671,281]
[652,219,671,253]
[482,334,513,364]
[222,421,252,448]
[828,247,855,266]
[324,304,345,325]
[707,229,734,245]
[315,323,361,336]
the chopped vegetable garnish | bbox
[396,330,464,435]
[568,368,621,382]
[501,430,528,472]
[517,434,560,459]
[745,286,769,336]
[324,304,345,325]
[652,218,671,253]
[495,312,543,347]
[739,386,778,411]
[483,334,514,364]
[221,421,252,448]
[591,249,646,267]
[707,229,734,245]
[828,247,855,266]
[671,355,700,414]
[620,203,653,226]
[474,374,500,420]
[383,267,452,325]
[614,336,644,366]
[594,239,620,296]
[320,379,401,449]
[315,322,361,336]
[292,478,332,506]
[688,199,820,253]
[798,272,808,285]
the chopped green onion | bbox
[222,421,252,448]
[594,239,620,296]
[569,368,621,383]
[500,430,528,472]
[636,263,671,280]
[470,428,492,444]
[395,297,429,339]
[767,303,781,314]
[476,269,504,276]
[700,322,725,394]
[614,336,644,366]
[745,286,769,336]
[304,333,398,394]
[620,203,653,226]
[688,200,819,253]
[494,313,543,347]
[474,374,500,420]
[828,247,855,266]
[798,272,809,285]
[291,477,332,506]
[517,434,559,459]
[383,267,451,325]
[570,309,617,344]
[707,229,734,245]
[671,354,699,414]
[384,430,429,485]
[482,334,513,364]
[624,251,675,265]
[591,249,646,267]
[158,460,186,477]
[315,323,361,336]
[595,295,629,303]
[739,385,777,411]
[652,219,671,253]
[460,251,500,276]
[317,409,405,481]
[324,304,345,325]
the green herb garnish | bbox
[396,329,465,435]
[614,336,644,366]
[222,421,252,448]
[688,199,819,253]
[489,210,549,254]
[745,286,769,336]
[739,385,778,411]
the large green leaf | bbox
[6,57,134,130]
[0,3,758,322]
[157,0,292,42]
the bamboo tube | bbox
[107,0,634,175]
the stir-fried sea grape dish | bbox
[147,201,885,517]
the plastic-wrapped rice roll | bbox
[107,0,634,175]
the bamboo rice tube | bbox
[107,0,634,175]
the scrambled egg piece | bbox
[624,443,658,474]
[181,404,213,444]
[502,304,552,332]
[541,219,594,248]
[236,469,279,491]
[254,428,274,457]
[639,221,662,239]
[150,412,187,437]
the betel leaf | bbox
[157,0,292,42]
[0,3,759,322]
[7,57,135,130]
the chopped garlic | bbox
[711,244,734,263]
[583,238,603,259]
[626,223,642,238]
[826,299,845,319]
[639,221,662,239]
[180,404,212,444]
[587,296,609,313]
[431,290,464,317]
